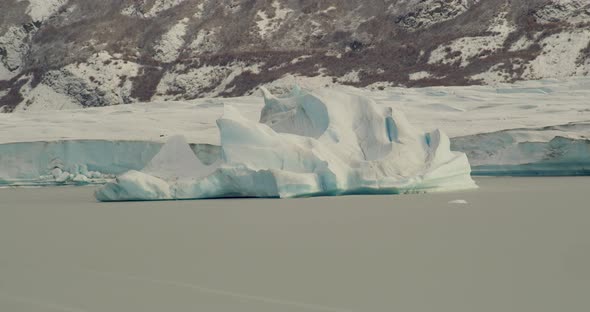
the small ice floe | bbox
[448,199,468,204]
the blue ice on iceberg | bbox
[95,87,477,201]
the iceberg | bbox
[96,87,477,201]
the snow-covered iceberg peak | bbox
[95,87,476,201]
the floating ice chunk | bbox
[72,174,89,183]
[96,87,477,201]
[51,168,63,179]
[96,170,172,202]
[448,199,468,204]
[55,171,71,183]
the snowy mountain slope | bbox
[533,0,590,24]
[391,0,481,31]
[1,0,590,111]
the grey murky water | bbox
[1,177,589,312]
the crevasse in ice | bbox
[95,87,477,201]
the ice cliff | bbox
[452,125,590,176]
[95,88,476,201]
[0,140,221,186]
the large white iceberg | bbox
[95,87,477,201]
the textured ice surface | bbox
[0,140,219,186]
[95,88,476,201]
[452,129,590,176]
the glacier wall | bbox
[2,134,588,187]
[95,87,477,201]
[0,140,220,186]
[452,135,590,176]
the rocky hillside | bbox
[1,0,589,111]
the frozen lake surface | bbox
[1,177,589,312]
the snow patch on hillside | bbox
[366,81,396,90]
[15,51,142,108]
[409,71,432,80]
[189,27,221,54]
[20,0,68,21]
[0,64,14,81]
[154,18,189,63]
[155,62,263,99]
[0,26,30,80]
[470,63,514,85]
[192,2,206,19]
[14,81,80,112]
[429,13,514,67]
[64,51,139,101]
[534,0,590,24]
[319,6,337,14]
[122,0,188,18]
[509,34,539,52]
[337,70,361,83]
[256,0,292,38]
[121,2,143,17]
[290,55,312,64]
[392,0,479,31]
[523,29,590,79]
[148,0,188,17]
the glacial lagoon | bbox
[1,177,589,312]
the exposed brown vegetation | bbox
[1,0,589,111]
[0,77,28,113]
[130,66,165,102]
